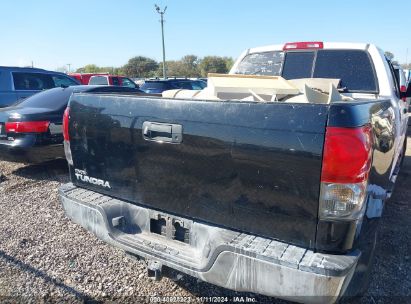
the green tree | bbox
[161,55,201,78]
[199,56,229,77]
[224,57,235,71]
[76,64,101,73]
[75,65,125,75]
[114,67,125,75]
[100,66,125,75]
[74,55,234,78]
[159,60,180,77]
[179,55,201,77]
[123,56,158,78]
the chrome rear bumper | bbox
[59,183,360,304]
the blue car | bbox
[0,66,80,108]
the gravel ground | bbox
[0,137,410,303]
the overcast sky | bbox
[1,0,410,71]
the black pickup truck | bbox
[59,42,410,303]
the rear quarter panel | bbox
[316,99,399,252]
[328,100,399,191]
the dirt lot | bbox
[0,138,410,303]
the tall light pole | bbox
[67,64,71,73]
[155,4,167,79]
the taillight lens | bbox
[319,125,373,220]
[5,121,49,133]
[321,126,372,183]
[63,107,70,141]
[62,107,73,165]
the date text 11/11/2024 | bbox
[149,296,257,303]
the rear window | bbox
[235,49,378,92]
[235,51,284,76]
[282,52,315,79]
[120,77,137,88]
[313,50,377,92]
[13,72,54,90]
[170,81,192,90]
[140,80,205,92]
[89,76,108,85]
[140,82,170,93]
[191,80,207,90]
[52,75,79,87]
[18,87,73,110]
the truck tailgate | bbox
[68,95,329,248]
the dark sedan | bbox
[0,85,145,163]
[140,79,207,94]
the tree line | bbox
[74,55,234,78]
[68,52,411,77]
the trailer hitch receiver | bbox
[147,260,163,281]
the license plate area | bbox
[111,212,191,245]
[150,215,190,244]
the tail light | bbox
[400,85,407,101]
[283,41,323,51]
[63,107,70,141]
[5,121,49,133]
[319,125,373,220]
[63,107,73,165]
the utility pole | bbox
[155,4,167,79]
[67,64,71,73]
[31,61,34,68]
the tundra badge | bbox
[74,169,111,189]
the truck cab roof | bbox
[241,42,372,54]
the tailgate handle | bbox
[142,121,182,144]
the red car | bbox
[68,73,106,85]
